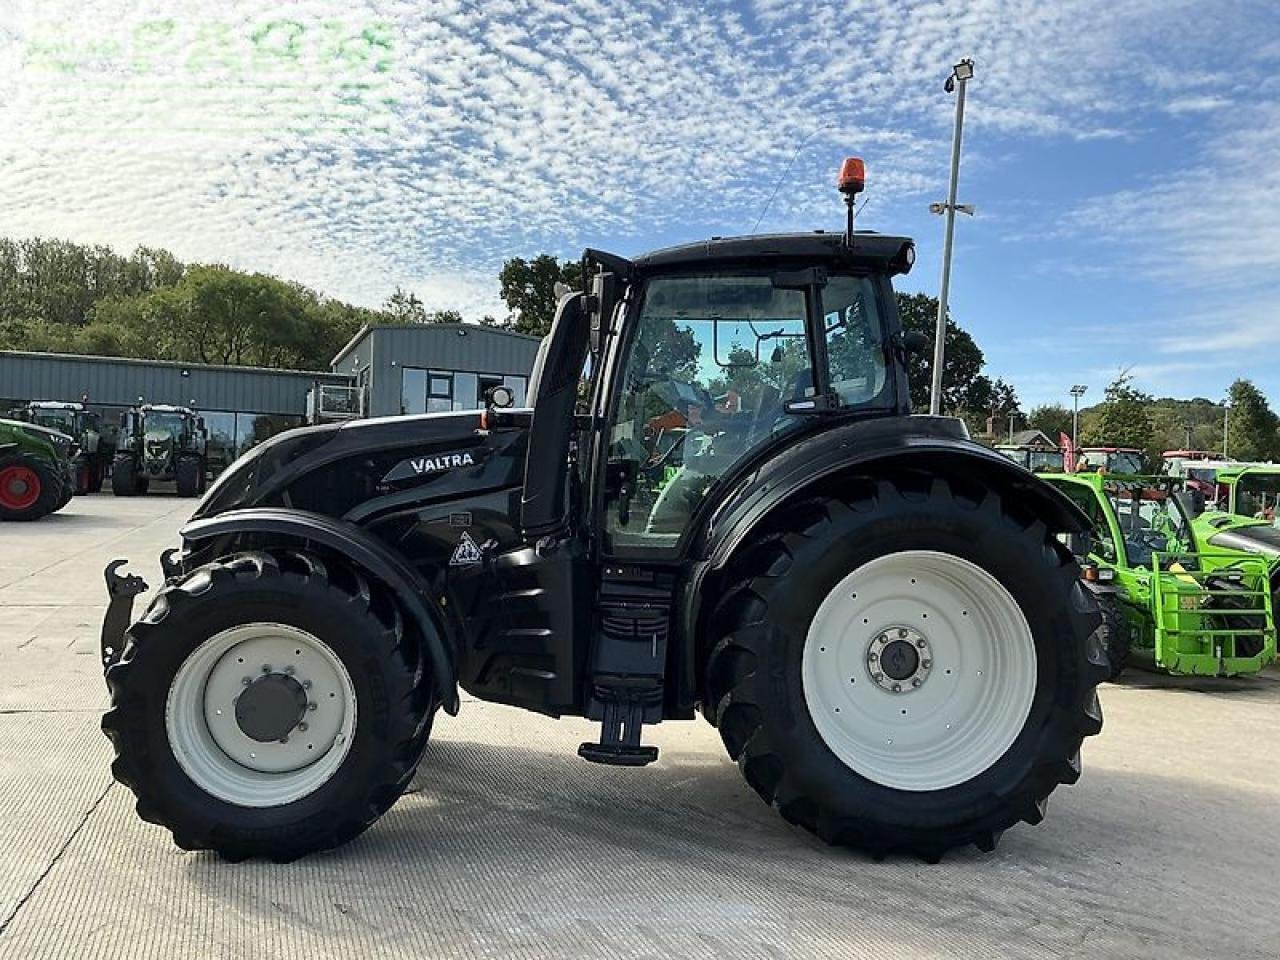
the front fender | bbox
[699,415,1090,570]
[180,507,459,714]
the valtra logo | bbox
[380,449,483,484]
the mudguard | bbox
[180,507,460,714]
[699,415,1091,570]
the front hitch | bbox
[101,559,148,674]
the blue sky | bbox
[1,0,1277,408]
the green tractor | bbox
[113,403,209,498]
[1044,472,1277,678]
[0,417,76,521]
[12,400,116,494]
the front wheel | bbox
[111,456,138,497]
[705,474,1106,860]
[102,550,435,861]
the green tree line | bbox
[0,237,462,370]
[1027,375,1280,465]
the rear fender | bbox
[700,416,1091,571]
[180,507,459,714]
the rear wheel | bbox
[102,550,435,861]
[175,455,201,497]
[0,456,61,521]
[705,475,1106,860]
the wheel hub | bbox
[867,627,932,693]
[235,673,309,743]
[166,623,357,807]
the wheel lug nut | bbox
[284,665,296,676]
[868,653,879,662]
[891,683,902,692]
[241,676,252,686]
[302,679,312,689]
[279,736,288,744]
[898,629,908,638]
[911,678,922,688]
[915,638,926,648]
[298,722,308,732]
[261,664,272,673]
[922,659,932,669]
[307,702,317,711]
[873,673,884,682]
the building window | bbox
[402,367,528,413]
[427,372,453,413]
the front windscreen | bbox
[1107,452,1145,474]
[33,410,74,432]
[1236,473,1280,520]
[145,412,188,437]
[1029,450,1064,472]
[1106,486,1192,566]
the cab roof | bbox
[630,231,916,276]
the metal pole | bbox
[929,72,969,415]
[1223,402,1230,458]
[1072,395,1079,449]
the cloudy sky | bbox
[1,0,1277,407]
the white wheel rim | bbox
[166,623,357,808]
[801,550,1037,792]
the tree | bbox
[498,254,582,337]
[895,292,990,415]
[1226,379,1278,460]
[383,287,427,325]
[1083,373,1155,451]
[1028,404,1073,442]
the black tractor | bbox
[101,161,1106,863]
[13,400,116,494]
[112,403,209,497]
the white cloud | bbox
[0,0,1273,315]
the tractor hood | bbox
[193,409,530,522]
[1207,520,1280,558]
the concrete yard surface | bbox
[2,495,1279,959]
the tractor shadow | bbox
[1110,660,1280,698]
[173,721,1280,958]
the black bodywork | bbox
[106,232,1090,756]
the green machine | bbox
[1044,472,1277,678]
[0,417,76,521]
[12,400,116,494]
[1207,465,1280,521]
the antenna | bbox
[750,125,831,234]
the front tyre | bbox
[706,475,1106,861]
[102,550,434,861]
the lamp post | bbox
[928,58,976,416]
[1223,399,1231,459]
[1069,384,1088,450]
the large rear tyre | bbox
[175,455,202,497]
[112,457,138,497]
[102,550,435,862]
[705,475,1106,861]
[0,456,61,521]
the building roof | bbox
[0,349,335,379]
[330,322,541,369]
[1009,429,1056,448]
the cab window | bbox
[602,272,889,553]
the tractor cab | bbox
[1211,465,1280,522]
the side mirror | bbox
[485,384,515,409]
[1176,490,1206,518]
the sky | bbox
[1,0,1277,409]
